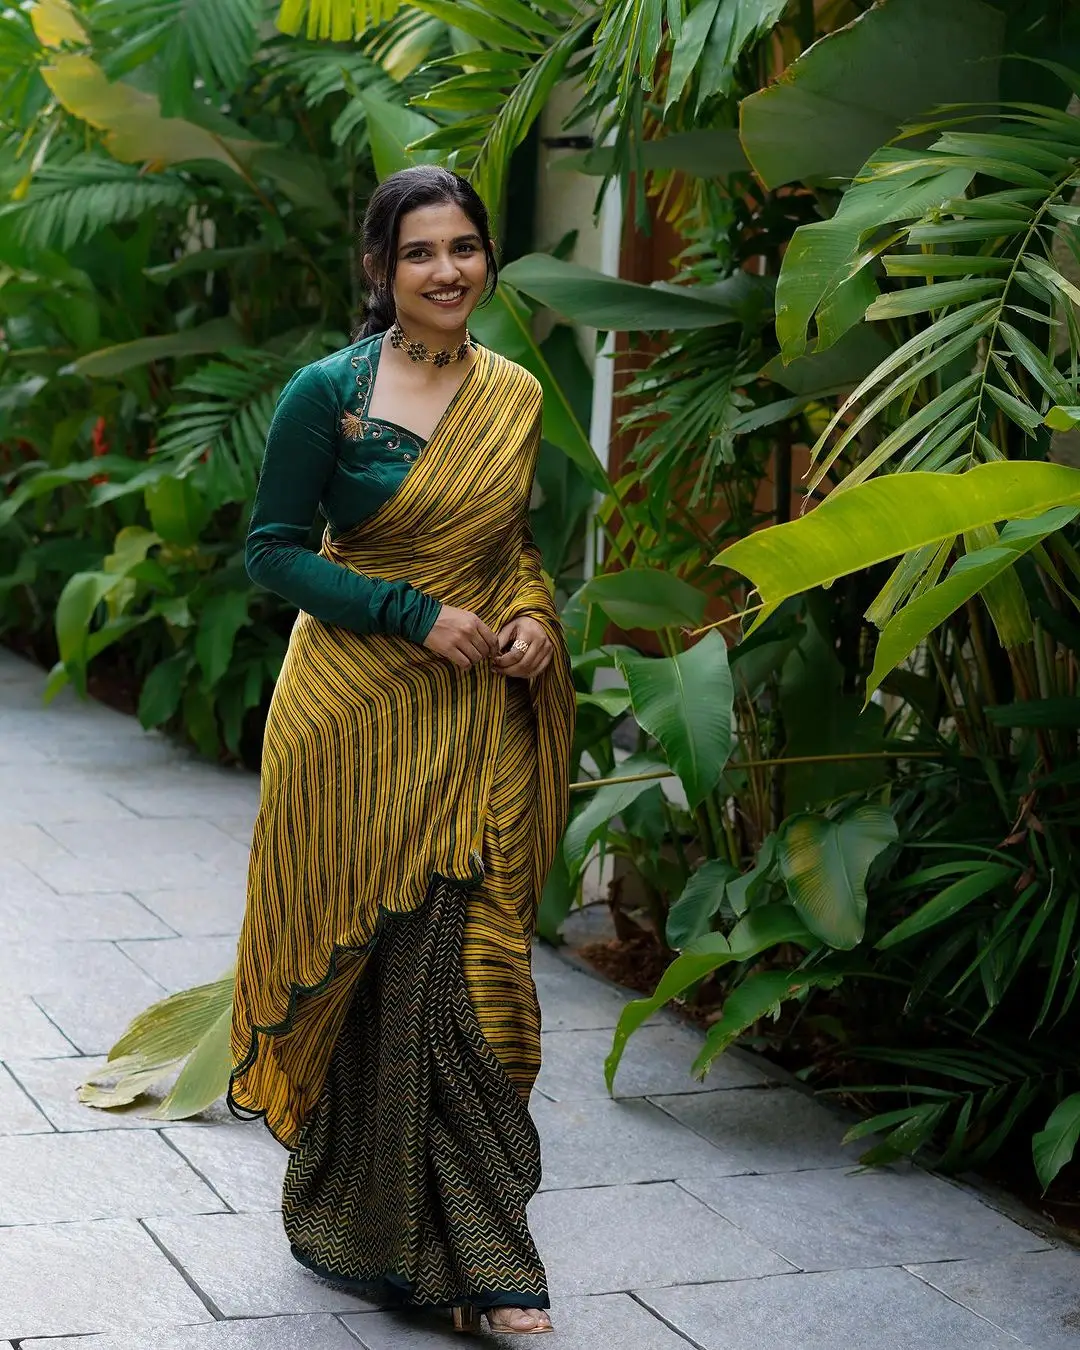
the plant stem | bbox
[570,749,946,793]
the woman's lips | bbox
[424,288,468,308]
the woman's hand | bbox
[423,604,498,670]
[493,615,553,680]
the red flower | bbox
[90,416,110,485]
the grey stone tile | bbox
[0,996,76,1057]
[33,964,167,1056]
[4,1056,226,1133]
[343,1292,694,1348]
[32,851,233,893]
[0,888,174,942]
[908,1248,1080,1348]
[119,937,238,992]
[0,940,159,996]
[57,737,185,770]
[47,817,250,867]
[107,781,261,821]
[0,858,56,901]
[0,788,137,824]
[530,1182,792,1295]
[146,1212,379,1316]
[0,1130,224,1223]
[22,1314,363,1349]
[559,903,617,947]
[213,813,259,844]
[0,650,40,679]
[638,1267,1026,1350]
[0,1063,51,1134]
[163,1122,285,1211]
[0,737,50,765]
[533,1097,731,1191]
[533,964,633,1031]
[536,1024,763,1102]
[0,1218,212,1339]
[135,886,245,938]
[0,823,73,865]
[683,1166,1050,1272]
[651,1085,861,1173]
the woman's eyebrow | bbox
[398,233,483,251]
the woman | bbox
[228,165,574,1336]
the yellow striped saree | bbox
[229,346,575,1310]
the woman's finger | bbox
[513,644,550,679]
[474,619,499,656]
[494,644,526,671]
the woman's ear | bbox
[362,253,381,287]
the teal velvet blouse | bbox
[245,332,442,644]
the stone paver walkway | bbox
[0,647,1078,1348]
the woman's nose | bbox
[431,251,462,282]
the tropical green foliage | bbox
[79,974,234,1120]
[17,0,1080,1205]
[0,0,596,757]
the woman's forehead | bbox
[398,201,477,240]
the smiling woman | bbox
[228,166,574,1337]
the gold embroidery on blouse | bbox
[340,409,366,440]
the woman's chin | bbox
[401,300,476,333]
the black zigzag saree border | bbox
[281,877,549,1311]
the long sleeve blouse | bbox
[245,334,442,645]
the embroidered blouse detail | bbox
[340,350,423,463]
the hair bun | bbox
[357,286,396,339]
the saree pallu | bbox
[228,347,575,1309]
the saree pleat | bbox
[229,347,574,1306]
[283,683,547,1306]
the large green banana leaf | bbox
[865,508,1079,700]
[501,254,769,332]
[616,631,733,808]
[777,806,898,949]
[469,285,608,492]
[739,0,1003,188]
[604,904,815,1091]
[68,318,244,378]
[714,461,1080,632]
[79,973,234,1120]
[576,567,708,631]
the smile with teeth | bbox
[425,287,467,304]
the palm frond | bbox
[622,327,756,508]
[0,155,195,249]
[269,44,391,106]
[806,111,1080,505]
[94,0,264,109]
[409,10,591,211]
[153,350,296,502]
[276,0,405,41]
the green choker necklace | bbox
[389,322,472,368]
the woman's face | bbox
[383,201,490,338]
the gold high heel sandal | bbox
[451,1304,554,1335]
[452,1304,481,1333]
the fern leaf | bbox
[94,0,263,107]
[154,350,295,501]
[0,156,194,249]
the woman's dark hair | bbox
[356,166,498,339]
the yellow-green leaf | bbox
[31,0,87,48]
[714,461,1080,631]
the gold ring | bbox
[512,639,530,653]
